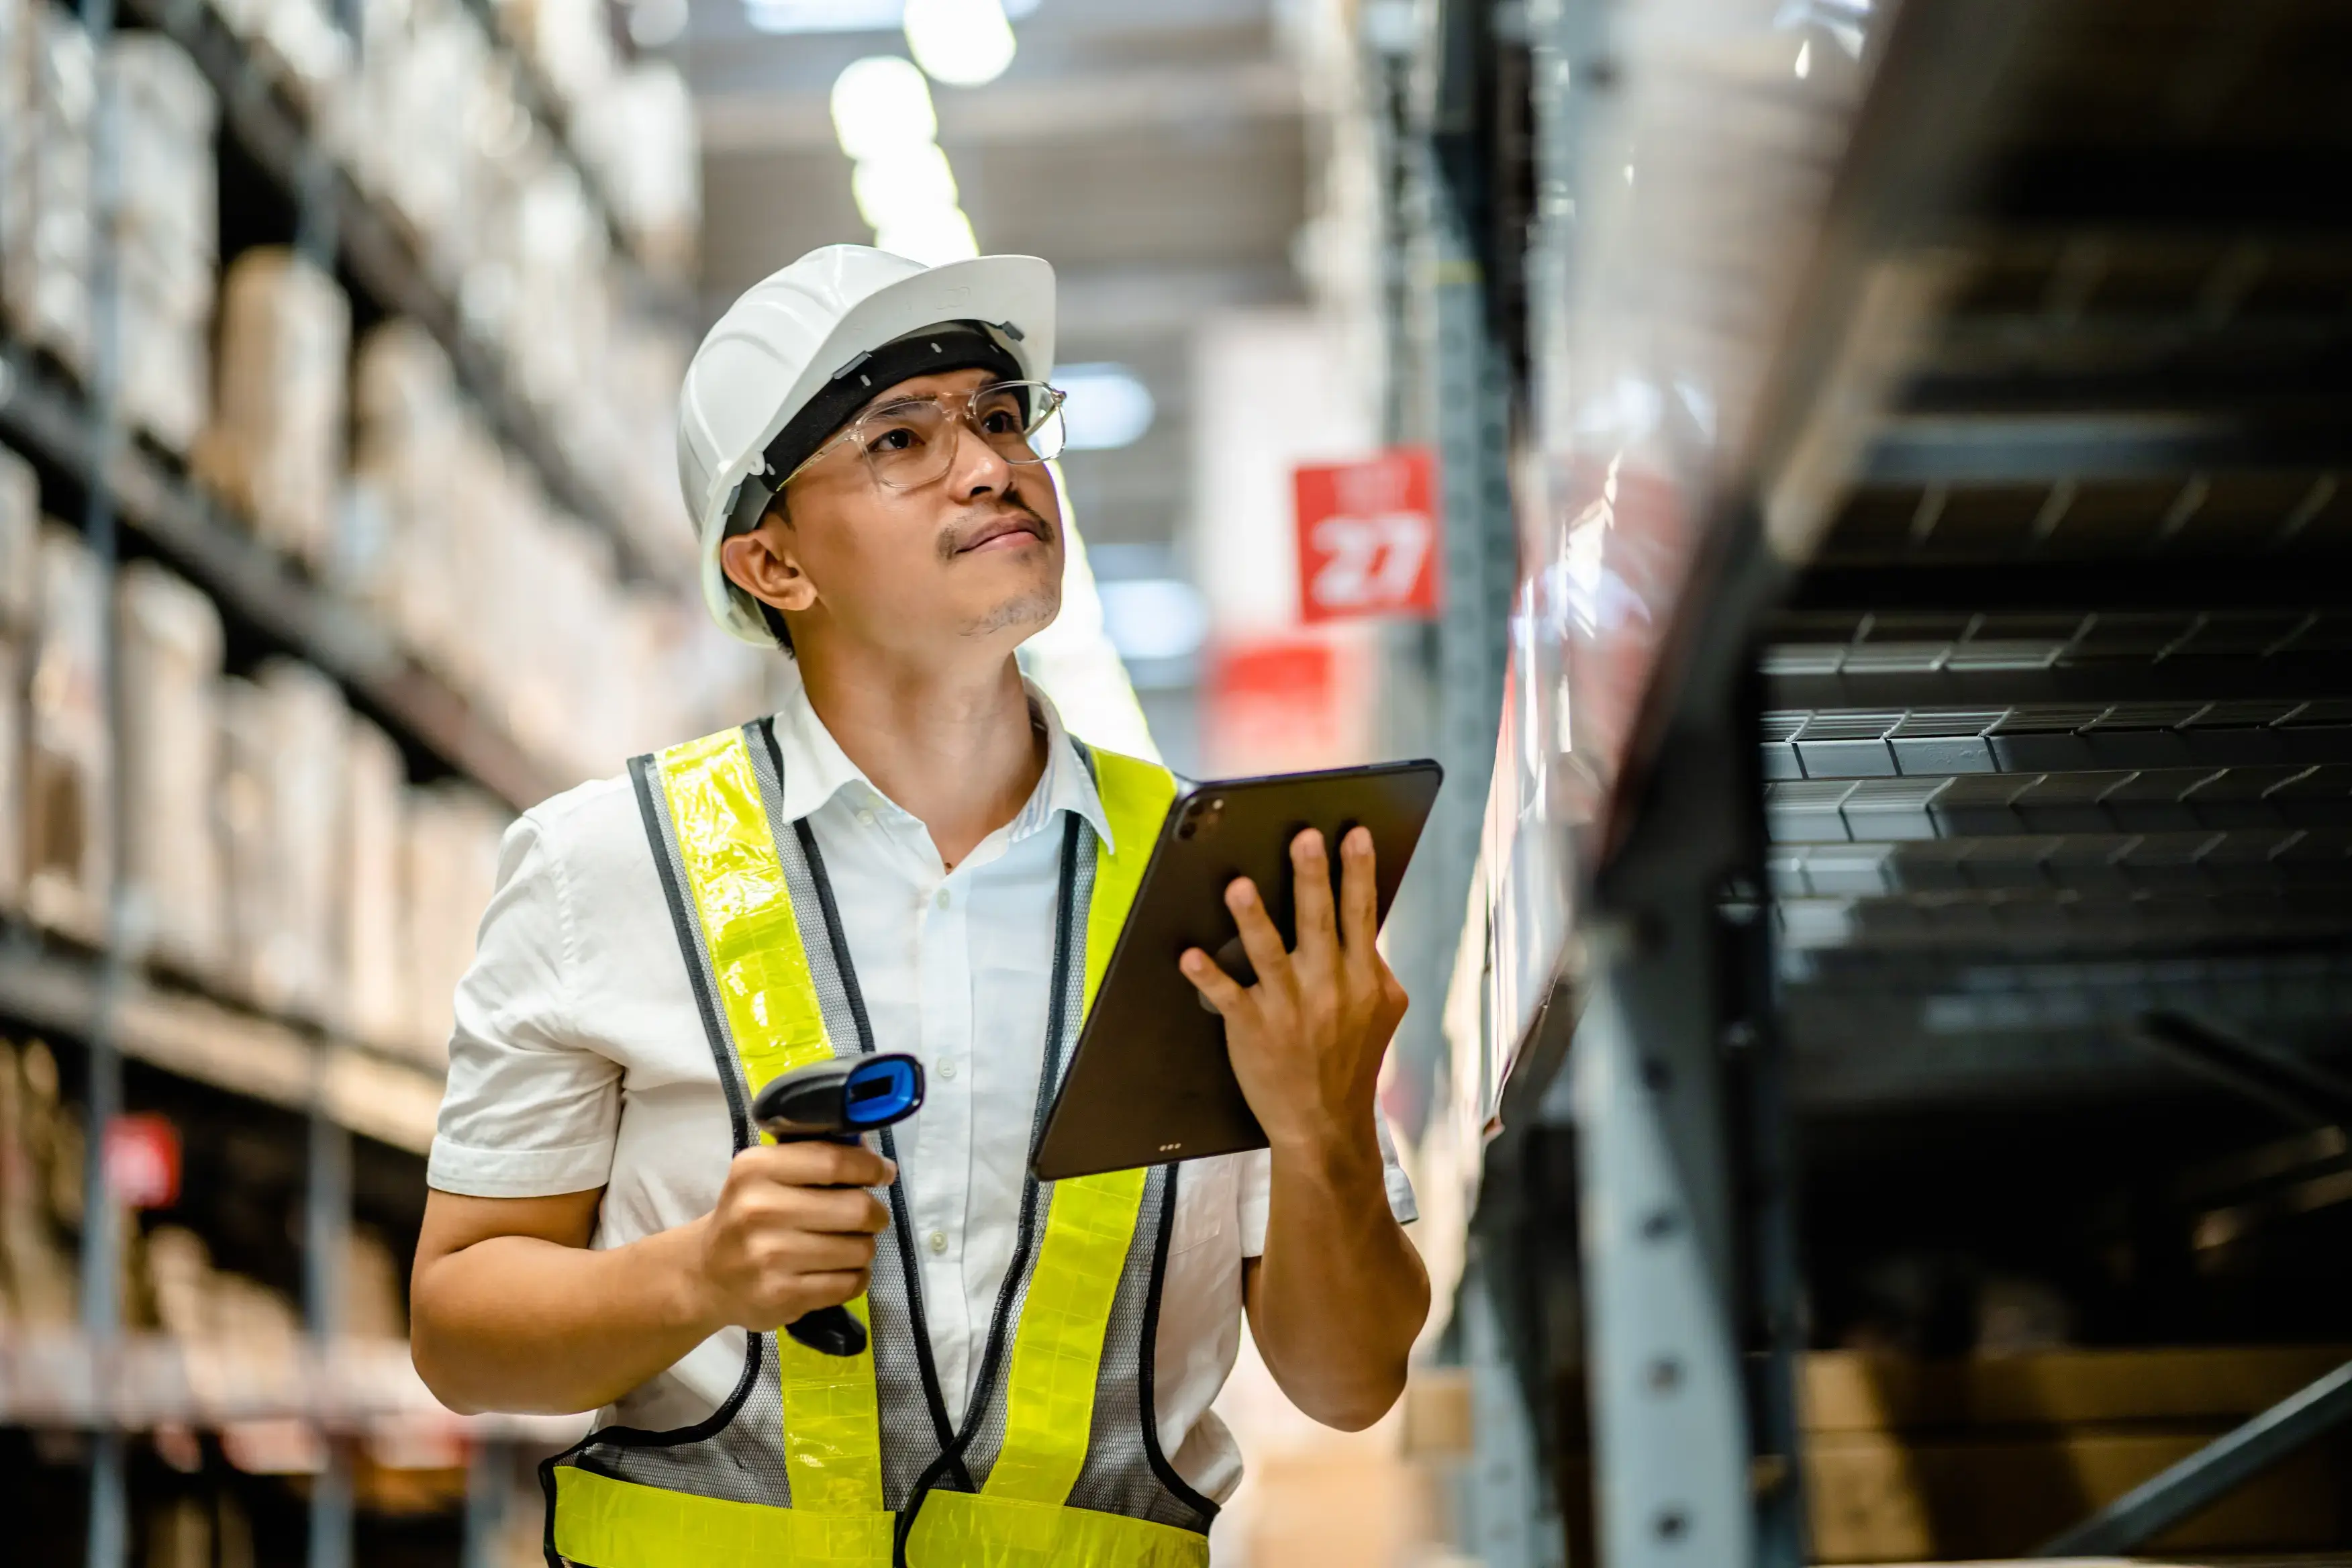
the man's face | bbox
[741,367,1065,661]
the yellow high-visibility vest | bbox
[541,720,1214,1568]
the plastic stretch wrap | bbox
[117,560,225,977]
[25,526,109,943]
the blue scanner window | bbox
[843,1057,920,1126]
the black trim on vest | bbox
[1138,1163,1221,1521]
[891,812,1085,1568]
[789,804,965,1477]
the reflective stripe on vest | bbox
[656,725,889,1514]
[550,723,1202,1568]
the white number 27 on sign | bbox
[1308,511,1432,611]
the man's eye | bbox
[868,427,918,453]
[979,409,1020,434]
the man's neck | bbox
[792,646,1044,871]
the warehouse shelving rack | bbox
[0,0,685,1561]
[1426,0,2352,1563]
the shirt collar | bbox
[768,668,1116,852]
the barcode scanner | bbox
[751,1052,926,1358]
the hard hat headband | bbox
[751,322,1024,507]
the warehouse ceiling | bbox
[679,0,1312,553]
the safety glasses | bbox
[783,379,1069,493]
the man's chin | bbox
[960,585,1061,640]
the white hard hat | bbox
[677,244,1057,644]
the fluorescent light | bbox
[1055,363,1156,451]
[903,0,1016,87]
[830,56,938,162]
[743,0,1038,34]
[850,143,961,231]
[1097,579,1208,664]
[874,205,980,265]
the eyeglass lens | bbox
[858,382,1066,490]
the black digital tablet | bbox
[1030,758,1442,1181]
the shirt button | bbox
[939,1061,959,1081]
[934,887,950,910]
[927,1230,948,1254]
[856,809,877,828]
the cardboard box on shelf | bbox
[0,445,35,633]
[2,4,93,375]
[340,716,409,1051]
[25,524,109,944]
[193,248,350,567]
[0,636,20,910]
[0,1038,79,1328]
[401,781,506,1063]
[571,62,699,283]
[117,560,225,979]
[105,34,217,455]
[1542,1347,2352,1564]
[217,660,346,1022]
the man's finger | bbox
[1226,876,1293,990]
[1338,826,1379,965]
[739,1140,897,1191]
[1290,829,1339,971]
[1180,946,1250,1016]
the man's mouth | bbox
[954,511,1049,554]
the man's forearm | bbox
[412,1220,720,1416]
[1248,1125,1430,1430]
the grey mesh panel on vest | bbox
[577,1334,793,1505]
[763,770,950,1512]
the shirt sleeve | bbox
[426,808,623,1197]
[1236,1104,1420,1259]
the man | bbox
[411,246,1429,1567]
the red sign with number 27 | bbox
[1293,448,1439,624]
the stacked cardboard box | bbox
[0,446,33,911]
[219,660,346,1022]
[195,248,350,569]
[117,560,226,976]
[1,3,93,373]
[105,35,217,454]
[24,524,109,944]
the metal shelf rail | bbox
[1444,0,2352,1562]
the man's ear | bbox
[719,513,818,615]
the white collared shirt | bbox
[428,675,1415,1502]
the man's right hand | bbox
[687,1141,896,1332]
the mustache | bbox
[936,498,1056,561]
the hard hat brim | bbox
[698,253,1057,646]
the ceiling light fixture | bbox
[830,55,938,162]
[903,0,1017,87]
[1055,363,1157,451]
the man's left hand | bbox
[1179,826,1407,1153]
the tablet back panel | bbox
[1032,760,1441,1181]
